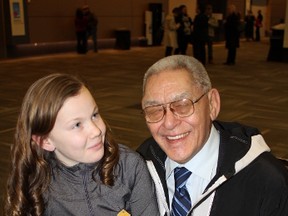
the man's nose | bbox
[162,107,179,129]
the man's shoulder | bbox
[137,137,157,156]
[214,121,288,179]
[213,120,260,137]
[252,152,288,181]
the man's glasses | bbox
[143,92,207,123]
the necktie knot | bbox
[174,167,192,189]
[171,167,192,216]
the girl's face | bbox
[42,86,106,166]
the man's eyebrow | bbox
[143,100,159,108]
[143,93,192,108]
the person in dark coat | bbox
[244,10,255,41]
[83,5,98,52]
[137,55,288,216]
[174,5,193,55]
[192,4,209,65]
[74,8,88,54]
[255,10,263,41]
[224,4,241,65]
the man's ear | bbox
[208,88,221,121]
[31,135,55,152]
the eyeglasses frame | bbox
[143,91,208,123]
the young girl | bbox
[5,73,159,216]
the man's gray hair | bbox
[143,55,212,94]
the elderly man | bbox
[137,55,288,216]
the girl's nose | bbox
[90,121,102,138]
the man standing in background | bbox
[83,5,98,52]
[192,4,208,65]
[255,10,263,41]
[224,4,240,65]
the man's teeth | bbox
[167,132,188,140]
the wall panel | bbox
[22,0,286,45]
[29,17,74,42]
[26,0,167,43]
[269,0,285,26]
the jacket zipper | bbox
[82,169,95,216]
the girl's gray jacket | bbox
[137,121,288,216]
[44,144,159,216]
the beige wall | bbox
[27,0,167,43]
[269,0,286,26]
[21,0,288,44]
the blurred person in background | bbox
[83,5,98,52]
[223,4,241,65]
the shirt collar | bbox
[166,125,220,181]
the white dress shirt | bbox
[165,125,220,215]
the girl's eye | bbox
[92,112,98,119]
[73,122,81,128]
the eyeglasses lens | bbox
[144,99,194,123]
[144,106,164,123]
[171,99,194,116]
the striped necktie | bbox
[171,167,192,216]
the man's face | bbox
[142,69,218,164]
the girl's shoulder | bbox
[113,144,150,187]
[118,144,144,164]
[116,144,148,174]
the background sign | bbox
[10,0,25,36]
